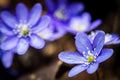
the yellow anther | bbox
[88,55,94,63]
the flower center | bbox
[87,55,95,63]
[15,24,31,37]
[54,10,64,20]
[21,28,29,36]
[75,25,87,31]
[54,5,68,20]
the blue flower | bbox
[45,0,84,21]
[67,12,102,34]
[0,32,14,68]
[43,0,84,41]
[38,22,66,41]
[0,3,50,55]
[58,31,113,77]
[0,49,14,68]
[89,31,120,45]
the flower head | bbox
[45,0,84,21]
[58,31,113,77]
[38,21,66,41]
[0,3,50,54]
[89,31,120,45]
[67,13,102,34]
[0,32,14,68]
[0,49,14,68]
[44,0,84,41]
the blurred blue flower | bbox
[38,22,66,41]
[67,13,102,34]
[58,31,113,77]
[89,31,120,45]
[44,0,84,41]
[0,32,14,68]
[0,49,14,68]
[0,3,50,55]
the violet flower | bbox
[67,12,102,34]
[44,0,84,41]
[0,49,14,68]
[89,31,120,45]
[0,3,50,55]
[38,22,66,41]
[0,32,14,68]
[58,31,113,77]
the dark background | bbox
[0,0,120,80]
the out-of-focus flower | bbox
[38,24,64,41]
[44,0,84,41]
[89,31,120,45]
[0,3,50,55]
[58,31,113,77]
[67,13,102,34]
[0,32,14,68]
[0,49,14,68]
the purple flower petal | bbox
[67,3,84,16]
[58,52,86,64]
[68,64,88,77]
[75,32,92,54]
[97,49,113,63]
[50,22,66,41]
[58,0,67,5]
[68,16,90,33]
[45,0,55,13]
[105,34,120,45]
[16,3,28,22]
[30,34,45,49]
[88,19,102,32]
[81,12,91,22]
[32,16,50,33]
[87,62,99,74]
[1,36,18,50]
[1,11,18,28]
[28,3,42,27]
[16,38,29,55]
[2,51,14,68]
[0,23,13,36]
[112,40,120,44]
[93,31,105,56]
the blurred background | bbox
[0,0,120,80]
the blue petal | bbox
[97,49,113,63]
[0,23,13,36]
[16,38,29,55]
[58,0,67,5]
[1,36,19,50]
[32,16,50,33]
[50,22,67,41]
[88,19,102,32]
[67,3,84,16]
[105,34,120,45]
[28,3,42,27]
[16,3,28,22]
[58,52,86,64]
[81,12,91,22]
[112,40,120,44]
[87,62,99,74]
[2,51,14,68]
[93,31,105,56]
[75,32,92,54]
[68,64,88,77]
[45,0,55,13]
[30,34,45,49]
[1,11,18,28]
